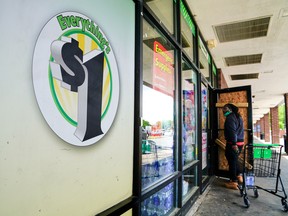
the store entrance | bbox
[210,85,253,178]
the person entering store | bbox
[223,103,244,190]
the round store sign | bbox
[33,12,119,146]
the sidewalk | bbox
[186,137,288,216]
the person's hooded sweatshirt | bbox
[224,112,244,145]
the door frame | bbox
[210,85,253,178]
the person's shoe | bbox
[237,175,243,184]
[224,181,238,190]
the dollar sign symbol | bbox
[50,37,85,92]
[50,36,104,142]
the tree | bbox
[142,119,151,127]
[278,104,285,130]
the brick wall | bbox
[270,106,280,144]
[260,117,265,139]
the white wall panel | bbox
[0,0,135,215]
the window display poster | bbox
[153,41,174,97]
[201,85,208,129]
[183,90,195,135]
[201,84,208,169]
[202,132,207,169]
[182,89,196,164]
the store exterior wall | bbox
[0,1,135,215]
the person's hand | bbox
[232,145,239,154]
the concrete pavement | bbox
[187,137,288,216]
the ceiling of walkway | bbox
[187,0,288,123]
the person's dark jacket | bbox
[224,112,244,144]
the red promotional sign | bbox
[153,41,174,97]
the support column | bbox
[218,69,228,89]
[263,113,270,142]
[270,106,280,144]
[260,117,265,140]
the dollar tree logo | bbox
[33,12,119,146]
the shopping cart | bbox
[239,143,288,211]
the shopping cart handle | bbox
[252,143,282,147]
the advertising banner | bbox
[153,41,174,97]
[33,12,120,146]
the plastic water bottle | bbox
[185,144,194,162]
[246,173,255,186]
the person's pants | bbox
[225,144,243,182]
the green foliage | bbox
[278,104,285,130]
[142,119,151,127]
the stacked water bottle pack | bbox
[141,183,174,216]
[142,157,174,189]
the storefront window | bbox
[199,37,211,82]
[141,182,176,215]
[180,0,196,61]
[144,0,174,34]
[142,19,176,189]
[182,167,197,203]
[181,59,197,166]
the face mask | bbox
[224,111,231,117]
